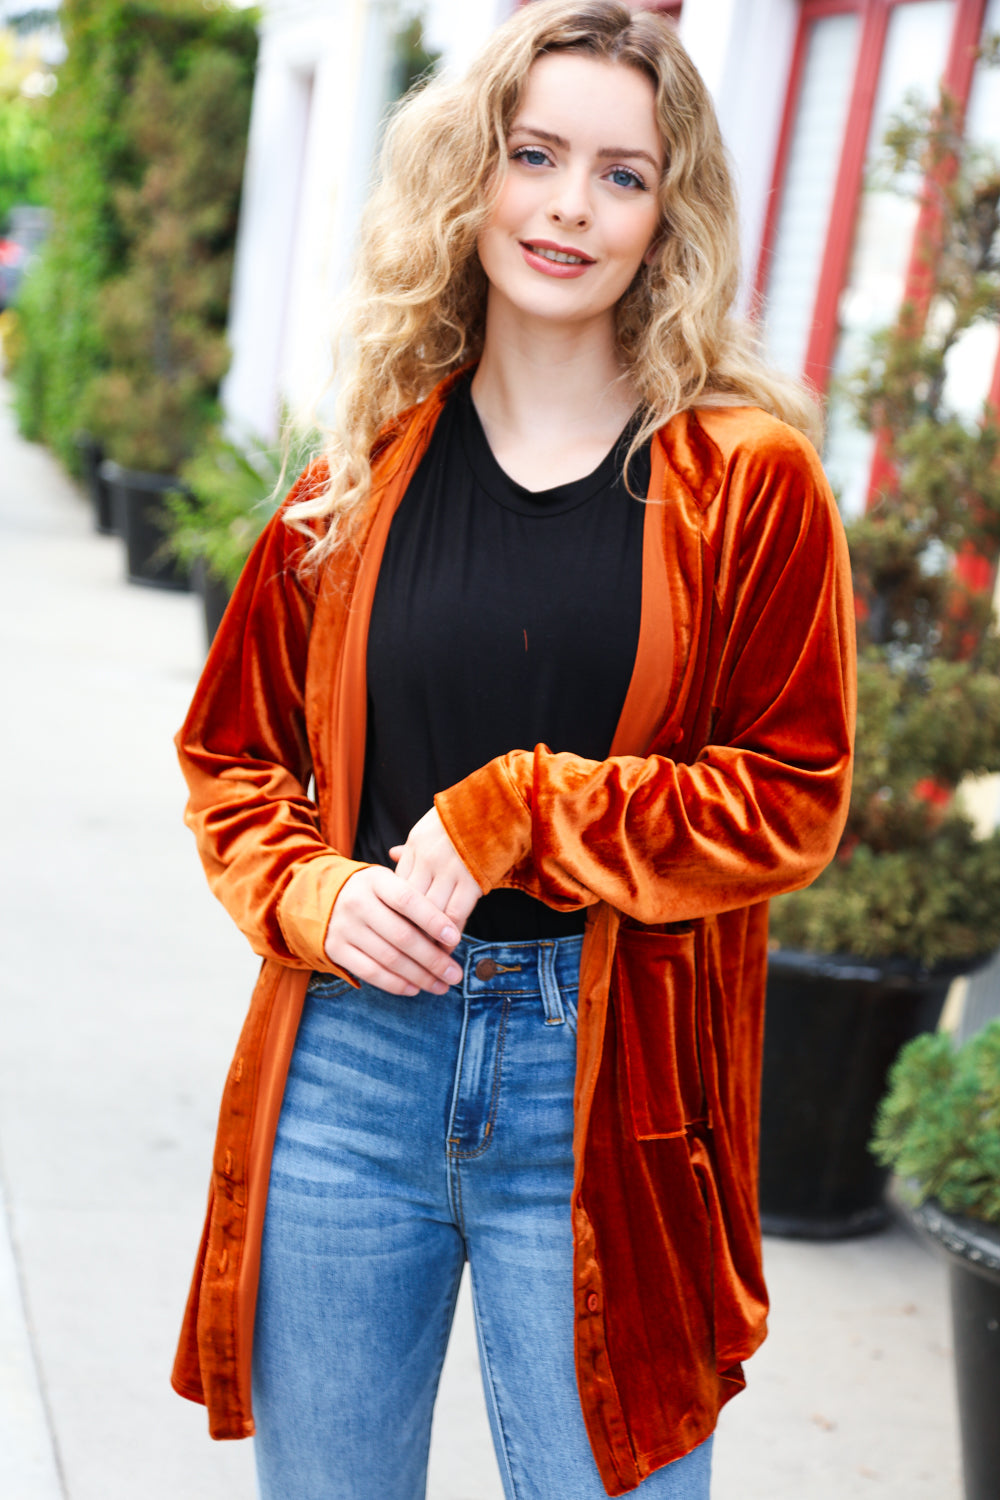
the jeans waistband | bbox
[451,934,583,1022]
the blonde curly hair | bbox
[287,0,821,559]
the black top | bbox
[353,373,649,939]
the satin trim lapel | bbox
[327,396,453,854]
[609,436,675,759]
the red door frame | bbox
[801,0,893,392]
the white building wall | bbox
[278,0,394,422]
[221,18,318,441]
[679,0,799,313]
[422,0,513,78]
[223,0,367,439]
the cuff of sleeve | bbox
[277,854,371,974]
[434,752,533,893]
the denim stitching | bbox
[470,1269,520,1500]
[305,973,352,1001]
[468,986,533,997]
[450,1158,468,1238]
[451,994,511,1160]
[445,985,473,1180]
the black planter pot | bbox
[897,1195,1000,1500]
[74,433,114,535]
[190,556,233,649]
[759,949,959,1238]
[99,460,190,591]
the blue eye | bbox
[608,166,644,190]
[511,146,551,167]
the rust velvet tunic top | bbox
[171,370,856,1496]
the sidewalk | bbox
[0,382,961,1499]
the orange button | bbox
[587,1292,600,1313]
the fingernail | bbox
[445,964,462,985]
[442,926,459,945]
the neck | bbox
[470,296,638,446]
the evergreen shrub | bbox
[871,1019,1000,1223]
[11,0,256,469]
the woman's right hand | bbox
[324,865,465,996]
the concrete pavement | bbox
[0,379,961,1499]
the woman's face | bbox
[477,52,664,334]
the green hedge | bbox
[12,0,257,469]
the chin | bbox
[490,272,614,327]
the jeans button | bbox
[475,958,498,980]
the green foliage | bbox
[771,823,1000,962]
[0,94,48,226]
[0,28,52,228]
[10,0,256,469]
[770,82,1000,966]
[11,240,104,453]
[388,12,440,102]
[165,425,319,591]
[81,44,252,470]
[870,1020,1000,1223]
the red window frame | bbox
[755,0,989,396]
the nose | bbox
[547,168,592,232]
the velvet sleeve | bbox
[175,467,367,972]
[433,431,856,926]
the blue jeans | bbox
[253,935,713,1499]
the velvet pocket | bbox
[613,926,707,1140]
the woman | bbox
[171,3,855,1497]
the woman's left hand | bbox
[390,807,483,934]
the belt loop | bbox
[538,942,565,1025]
[459,938,476,998]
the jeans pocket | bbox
[613,927,707,1140]
[306,971,354,1003]
[562,988,579,1037]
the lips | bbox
[520,239,596,266]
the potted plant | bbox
[83,43,253,588]
[760,87,1000,1237]
[72,432,114,534]
[165,425,317,647]
[871,1020,1000,1500]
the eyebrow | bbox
[508,124,662,172]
